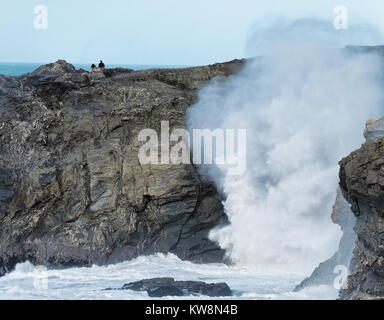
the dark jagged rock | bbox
[114,277,232,297]
[294,188,356,291]
[0,59,245,274]
[32,59,76,75]
[101,68,134,78]
[344,45,384,57]
[0,257,8,276]
[338,118,384,299]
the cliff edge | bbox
[339,118,384,299]
[0,59,244,275]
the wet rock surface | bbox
[0,59,244,275]
[338,120,384,299]
[112,277,232,297]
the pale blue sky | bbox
[1,0,383,65]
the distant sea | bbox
[0,62,188,76]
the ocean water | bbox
[0,254,339,300]
[0,62,187,76]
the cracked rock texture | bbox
[0,59,244,275]
[339,117,384,299]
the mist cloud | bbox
[187,19,384,274]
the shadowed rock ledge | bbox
[0,59,244,275]
[106,277,232,297]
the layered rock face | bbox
[339,118,384,299]
[0,59,244,274]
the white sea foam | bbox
[0,254,338,300]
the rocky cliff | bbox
[338,118,384,299]
[0,59,244,275]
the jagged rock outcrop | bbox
[0,59,244,275]
[338,117,384,299]
[294,188,355,291]
[106,277,232,297]
[344,45,384,57]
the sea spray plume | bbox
[187,20,384,275]
[246,18,384,56]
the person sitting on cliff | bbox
[91,64,96,72]
[98,60,105,69]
